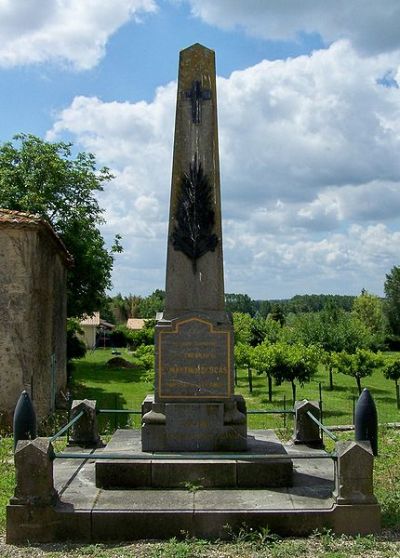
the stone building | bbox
[0,209,72,426]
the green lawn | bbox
[1,348,399,555]
[1,429,400,556]
[70,349,400,430]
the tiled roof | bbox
[0,208,73,266]
[126,318,146,330]
[0,208,42,225]
[80,312,101,326]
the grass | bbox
[2,348,398,555]
[0,422,400,558]
[70,348,400,430]
[0,429,400,555]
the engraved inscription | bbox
[158,317,231,399]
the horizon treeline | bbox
[101,291,359,323]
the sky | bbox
[1,1,400,300]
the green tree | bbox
[256,300,272,318]
[335,348,384,395]
[384,266,400,336]
[137,289,165,318]
[352,290,385,348]
[290,301,372,389]
[234,342,254,392]
[251,343,274,402]
[0,134,122,317]
[269,303,285,326]
[232,312,253,345]
[251,342,319,403]
[225,293,256,316]
[383,360,400,408]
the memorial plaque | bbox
[156,317,232,400]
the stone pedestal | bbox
[11,438,58,506]
[142,394,247,452]
[69,399,102,448]
[333,440,377,505]
[293,400,323,447]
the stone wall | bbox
[0,211,71,426]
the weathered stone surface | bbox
[237,460,293,488]
[96,460,152,489]
[11,438,58,506]
[96,429,291,489]
[164,44,224,318]
[69,399,102,448]
[140,44,248,452]
[6,428,381,542]
[152,460,237,488]
[333,440,377,505]
[293,400,323,447]
[6,505,91,544]
[0,210,71,427]
[165,402,224,451]
[155,316,233,401]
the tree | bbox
[384,266,400,336]
[251,343,275,402]
[334,348,383,395]
[383,359,400,408]
[0,134,122,317]
[271,342,320,403]
[251,342,319,403]
[137,289,165,318]
[234,342,254,392]
[352,290,385,348]
[232,312,253,345]
[290,301,372,389]
[225,293,256,316]
[269,303,285,326]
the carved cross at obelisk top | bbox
[164,43,225,318]
[184,80,211,124]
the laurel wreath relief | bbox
[171,157,219,272]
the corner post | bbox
[69,399,101,447]
[293,399,323,447]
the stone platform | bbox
[6,429,381,543]
[96,429,292,489]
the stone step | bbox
[95,429,293,489]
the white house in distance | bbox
[79,312,114,349]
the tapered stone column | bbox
[142,44,247,452]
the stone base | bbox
[141,394,247,452]
[96,429,293,489]
[6,431,381,543]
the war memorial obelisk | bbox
[142,43,247,451]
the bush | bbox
[134,344,154,370]
[109,325,130,347]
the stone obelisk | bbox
[142,44,247,452]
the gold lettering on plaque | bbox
[158,317,231,399]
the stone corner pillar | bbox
[11,437,58,506]
[69,399,102,448]
[333,440,377,505]
[293,399,323,447]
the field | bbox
[70,348,400,430]
[1,425,400,556]
[1,348,399,556]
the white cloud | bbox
[185,0,400,55]
[0,0,157,70]
[48,40,400,297]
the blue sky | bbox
[1,1,400,300]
